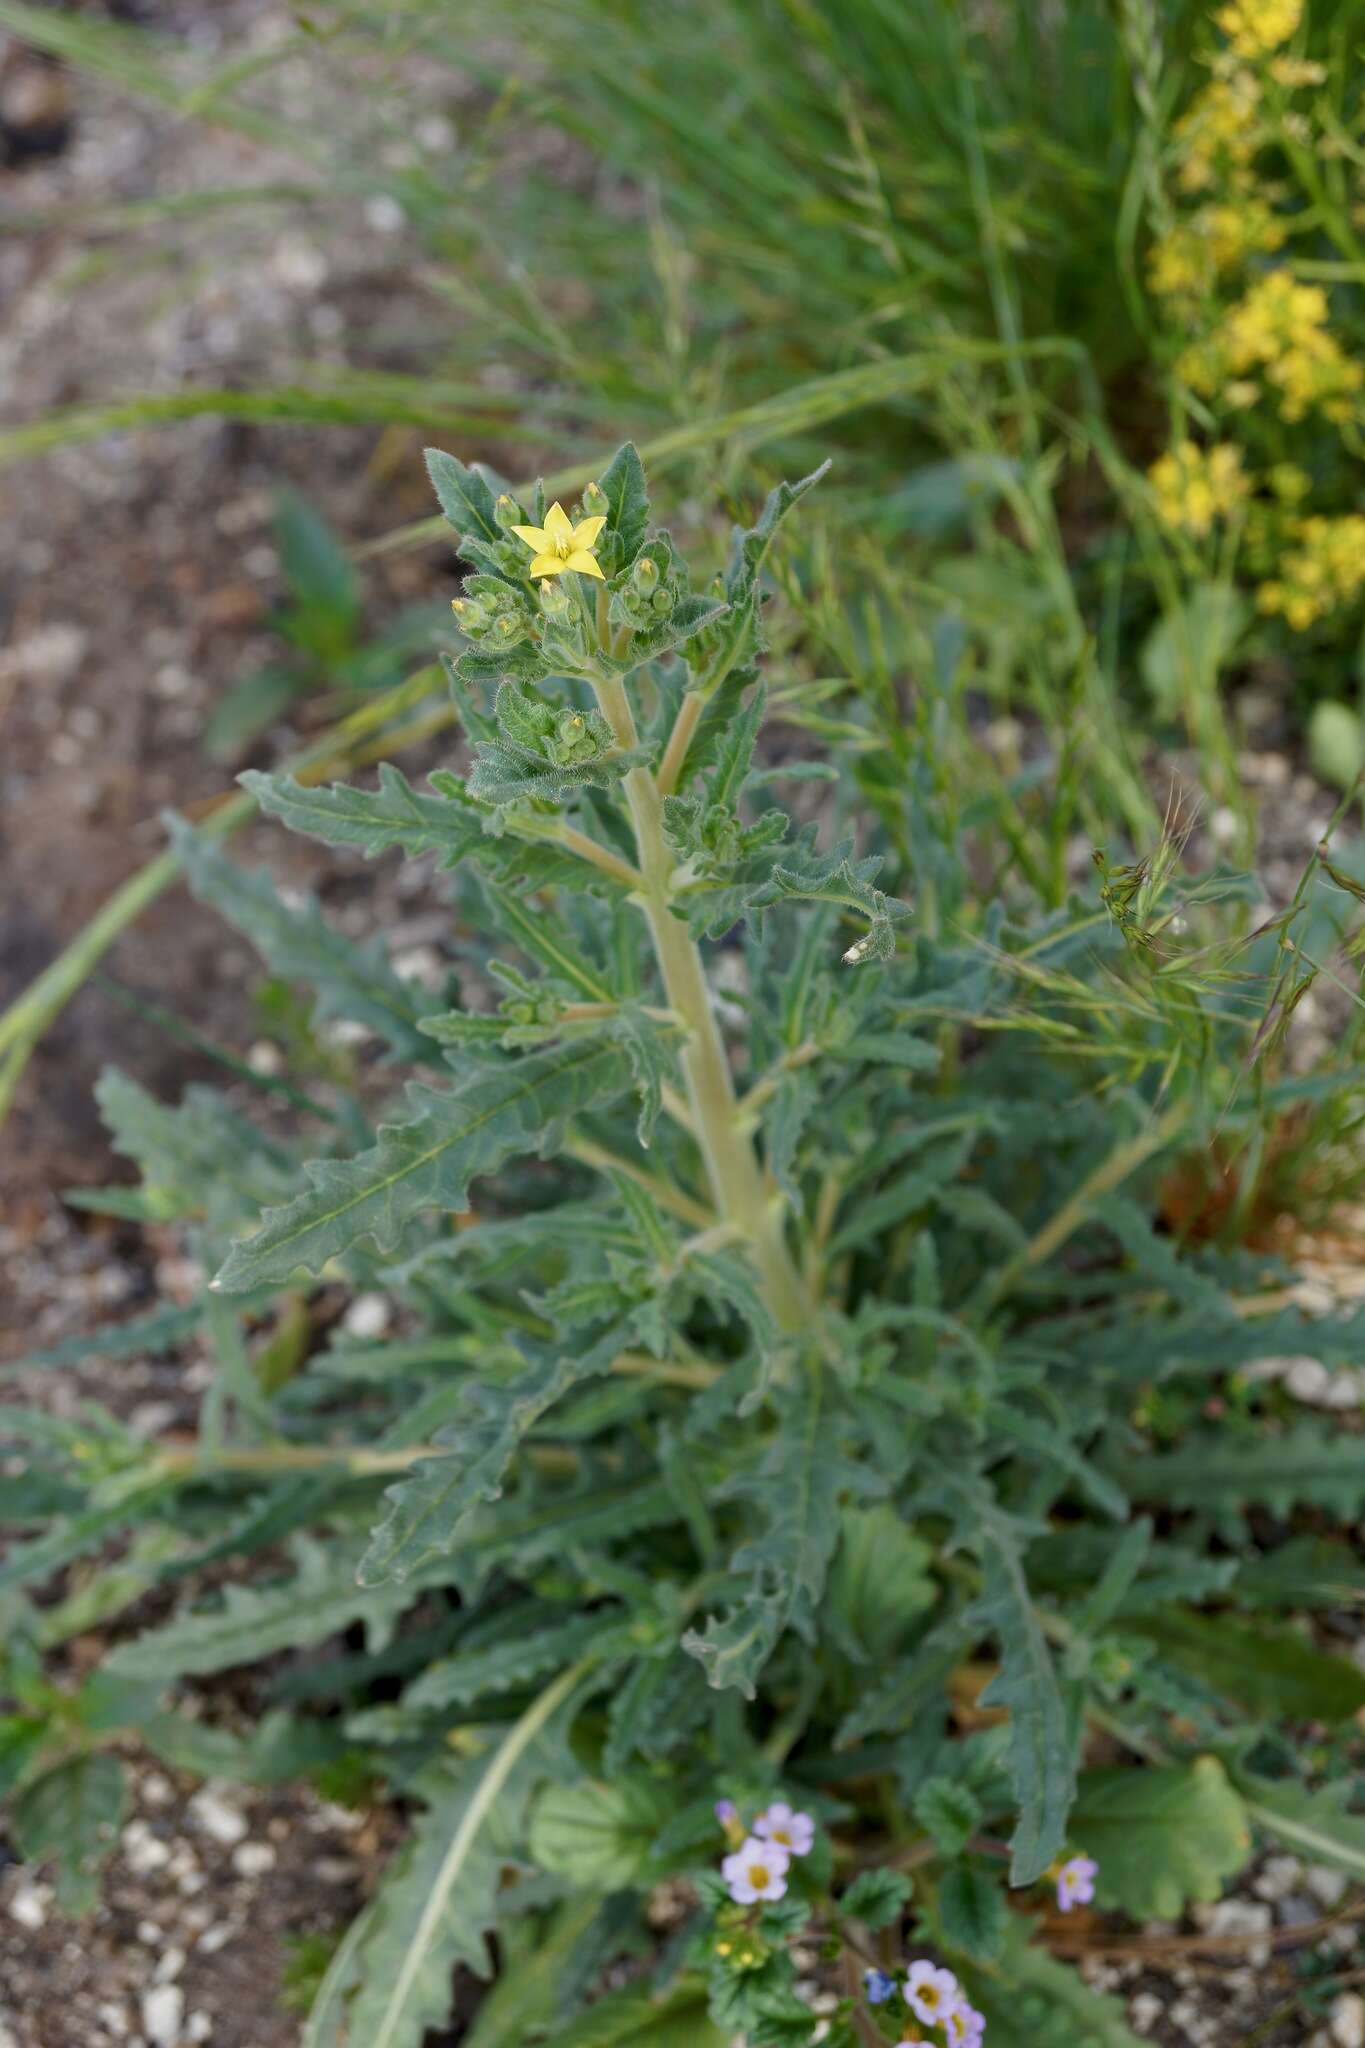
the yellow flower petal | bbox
[510,523,550,552]
[542,502,576,546]
[528,553,566,579]
[565,550,606,579]
[571,515,606,549]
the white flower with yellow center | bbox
[904,1960,961,2027]
[721,1834,790,1905]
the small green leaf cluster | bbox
[5,445,1365,2048]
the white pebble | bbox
[8,1881,49,1930]
[271,236,329,293]
[1130,1991,1164,2033]
[392,944,445,990]
[123,1821,172,1875]
[231,1841,275,1878]
[343,1293,391,1339]
[1307,1864,1350,1909]
[1253,1854,1304,1901]
[154,1948,186,1985]
[196,1924,235,1956]
[142,1984,184,2047]
[365,195,406,233]
[188,1789,247,1845]
[1332,1993,1365,2048]
[186,2016,213,2044]
[0,623,89,686]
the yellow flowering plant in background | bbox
[1148,439,1250,538]
[1143,0,1365,674]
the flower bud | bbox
[494,493,521,531]
[633,554,659,588]
[581,479,608,517]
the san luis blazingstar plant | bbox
[6,443,1365,2046]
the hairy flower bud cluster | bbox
[614,549,679,631]
[451,575,534,648]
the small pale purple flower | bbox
[714,1798,738,1825]
[1056,1854,1099,1913]
[754,1799,816,1857]
[721,1834,790,1906]
[863,1967,897,2005]
[904,1959,961,2027]
[946,2002,986,2046]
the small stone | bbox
[186,2016,212,2044]
[392,944,444,990]
[365,195,406,233]
[154,1948,186,1985]
[271,236,329,292]
[343,1293,390,1339]
[0,623,88,687]
[141,1774,174,1808]
[1307,1865,1350,1909]
[138,1919,162,1945]
[1275,1894,1318,1926]
[201,581,266,630]
[196,1924,234,1956]
[1331,1993,1365,2048]
[123,1820,172,1875]
[415,113,456,153]
[231,1841,275,1878]
[322,1018,370,1049]
[1253,1853,1303,1901]
[128,1401,178,1440]
[188,1788,248,1845]
[1130,1991,1164,2033]
[1194,1898,1271,1966]
[242,544,279,581]
[8,1881,49,1929]
[142,1984,184,2047]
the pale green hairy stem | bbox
[588,666,810,1330]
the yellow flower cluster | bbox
[1214,0,1303,57]
[1172,69,1264,195]
[1258,516,1365,628]
[1178,271,1363,423]
[1148,197,1286,300]
[1148,440,1249,537]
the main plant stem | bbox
[591,667,809,1331]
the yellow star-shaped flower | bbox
[510,501,606,581]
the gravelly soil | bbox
[1,8,1363,2047]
